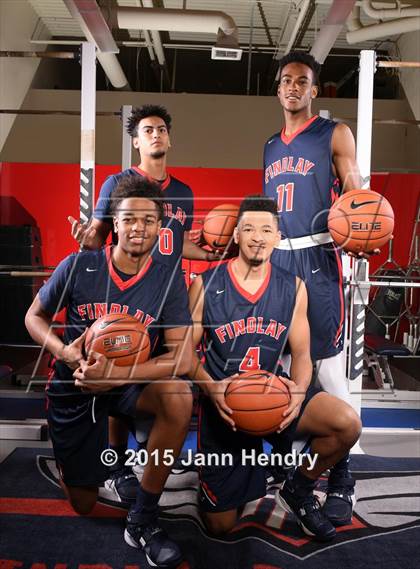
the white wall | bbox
[393,30,420,121]
[0,0,49,153]
[1,89,419,172]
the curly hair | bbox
[278,51,321,87]
[126,104,172,137]
[110,175,164,221]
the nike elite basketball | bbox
[225,370,290,436]
[203,204,239,250]
[328,189,394,253]
[85,314,150,367]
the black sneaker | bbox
[276,482,336,542]
[105,465,139,503]
[124,509,183,568]
[323,476,355,527]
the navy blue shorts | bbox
[197,385,321,513]
[271,244,344,360]
[47,384,144,487]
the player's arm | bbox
[188,276,235,427]
[25,290,86,371]
[332,123,363,193]
[68,216,111,250]
[182,232,223,261]
[279,278,313,430]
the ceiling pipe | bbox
[141,0,165,66]
[284,0,312,55]
[116,7,239,45]
[310,0,357,63]
[346,6,362,32]
[63,0,130,90]
[362,0,420,19]
[346,15,420,43]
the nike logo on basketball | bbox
[86,268,97,272]
[350,199,379,209]
[311,268,320,274]
[216,290,225,295]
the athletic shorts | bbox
[271,244,345,360]
[197,385,321,513]
[47,384,145,487]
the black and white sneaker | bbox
[276,481,336,542]
[323,476,356,527]
[105,465,139,503]
[124,509,183,568]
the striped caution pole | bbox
[80,42,96,223]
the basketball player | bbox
[68,104,216,503]
[188,195,361,541]
[68,104,217,263]
[263,51,367,526]
[26,177,193,568]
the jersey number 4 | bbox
[159,228,174,255]
[239,347,261,372]
[276,183,294,212]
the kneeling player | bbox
[26,177,193,568]
[188,195,361,541]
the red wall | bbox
[0,162,419,274]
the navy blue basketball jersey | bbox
[201,261,296,381]
[263,116,341,239]
[94,167,193,266]
[39,246,191,392]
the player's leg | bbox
[306,245,356,526]
[47,394,110,515]
[120,379,192,568]
[275,390,361,541]
[105,416,140,503]
[198,396,266,536]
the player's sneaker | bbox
[276,481,336,541]
[105,464,139,503]
[322,476,355,527]
[124,508,183,568]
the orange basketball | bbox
[203,203,239,250]
[84,314,150,367]
[328,189,394,254]
[225,370,290,436]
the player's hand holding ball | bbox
[205,378,235,430]
[277,376,306,432]
[56,329,88,370]
[73,351,125,393]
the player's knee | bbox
[157,380,193,427]
[334,405,362,447]
[69,496,97,515]
[203,514,236,536]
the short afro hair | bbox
[238,195,279,227]
[110,174,164,221]
[126,104,172,137]
[278,51,321,87]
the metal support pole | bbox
[348,50,376,413]
[80,42,96,224]
[356,50,376,189]
[348,260,370,414]
[121,105,133,171]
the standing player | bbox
[26,177,193,569]
[188,196,361,541]
[68,104,217,264]
[263,51,364,526]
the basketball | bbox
[224,370,290,436]
[328,189,394,254]
[84,314,150,367]
[203,203,239,250]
